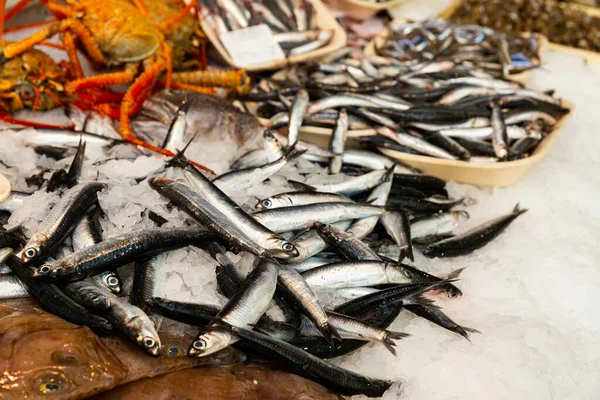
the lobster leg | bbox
[170,82,216,95]
[62,31,83,79]
[171,69,251,93]
[66,63,139,93]
[0,19,105,65]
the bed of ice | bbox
[2,6,600,400]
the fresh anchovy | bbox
[274,30,322,43]
[6,256,113,334]
[409,118,490,131]
[0,273,28,299]
[391,173,447,194]
[424,131,471,160]
[271,131,334,157]
[290,220,353,262]
[504,110,557,126]
[256,191,352,209]
[381,211,413,262]
[277,266,341,341]
[189,262,278,357]
[151,297,220,327]
[288,90,309,146]
[298,311,408,355]
[0,190,30,212]
[444,77,521,89]
[404,298,479,340]
[19,128,119,158]
[230,130,284,170]
[179,160,299,259]
[288,256,332,273]
[131,253,166,328]
[424,204,527,258]
[491,102,508,158]
[346,176,393,240]
[306,94,402,115]
[161,101,189,152]
[151,176,296,260]
[305,150,415,175]
[72,208,122,294]
[252,202,385,233]
[22,182,105,263]
[221,0,249,28]
[251,3,288,31]
[215,253,298,325]
[220,324,393,397]
[353,108,398,129]
[213,148,304,193]
[387,196,463,213]
[302,260,413,289]
[32,227,215,281]
[289,30,333,56]
[313,222,380,261]
[454,137,496,157]
[71,280,162,355]
[328,109,348,174]
[439,125,527,140]
[411,211,470,238]
[289,169,389,196]
[377,127,458,160]
[510,137,539,155]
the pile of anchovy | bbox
[0,100,530,396]
[450,0,600,52]
[240,40,570,162]
[199,0,333,57]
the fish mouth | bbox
[187,345,224,358]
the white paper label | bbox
[220,24,286,68]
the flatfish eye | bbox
[35,374,67,394]
[163,344,185,357]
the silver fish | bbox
[189,262,278,357]
[252,202,385,233]
[380,211,413,262]
[288,30,333,56]
[377,127,458,160]
[289,169,389,196]
[439,125,528,140]
[22,182,105,263]
[346,172,393,239]
[328,108,348,174]
[289,220,353,262]
[230,130,284,170]
[288,90,310,146]
[0,273,28,299]
[312,222,380,261]
[256,191,352,209]
[411,211,470,239]
[302,260,413,289]
[491,102,508,158]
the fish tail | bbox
[512,203,528,216]
[319,322,342,343]
[447,267,466,280]
[287,179,317,192]
[454,325,481,342]
[284,146,307,161]
[382,336,398,356]
[386,330,410,341]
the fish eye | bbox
[39,265,51,274]
[24,248,38,259]
[282,242,295,252]
[261,199,272,208]
[192,339,207,350]
[143,337,156,348]
[36,374,66,394]
[164,344,185,357]
[106,276,119,287]
[264,131,274,140]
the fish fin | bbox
[454,325,481,342]
[447,267,466,280]
[512,203,528,215]
[406,295,441,309]
[386,330,410,340]
[382,337,398,356]
[319,322,342,344]
[284,145,308,162]
[65,135,86,188]
[287,179,317,191]
[397,245,414,263]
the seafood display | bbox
[449,0,600,52]
[0,93,532,396]
[198,0,334,59]
[244,41,570,163]
[0,0,590,398]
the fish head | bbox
[102,272,122,294]
[452,210,470,223]
[130,317,161,357]
[0,301,127,399]
[255,198,274,210]
[267,240,299,259]
[188,330,233,358]
[21,238,43,264]
[31,261,60,279]
[386,262,415,283]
